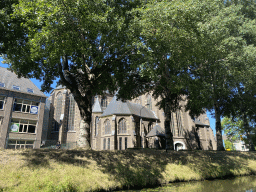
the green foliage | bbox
[2,0,146,148]
[224,140,235,151]
[222,117,244,142]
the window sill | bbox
[67,131,76,133]
[10,132,36,134]
[13,111,38,115]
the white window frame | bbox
[0,82,5,88]
[7,140,34,149]
[10,119,37,134]
[27,88,34,93]
[12,85,20,91]
[13,99,39,114]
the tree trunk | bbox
[165,101,174,150]
[214,103,225,151]
[73,93,92,149]
[243,114,255,151]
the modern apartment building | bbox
[0,67,46,149]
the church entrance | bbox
[175,143,184,151]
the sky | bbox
[0,57,217,136]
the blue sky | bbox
[0,57,217,136]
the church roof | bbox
[0,67,46,97]
[146,124,165,137]
[101,96,158,120]
[92,97,102,113]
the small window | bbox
[27,88,34,93]
[103,138,106,150]
[0,82,5,88]
[125,137,128,149]
[107,138,110,150]
[101,96,108,108]
[119,137,122,150]
[0,96,5,110]
[13,85,20,91]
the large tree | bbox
[2,0,146,148]
[0,0,27,55]
[222,0,256,151]
[118,0,211,150]
[186,1,256,150]
[222,116,256,150]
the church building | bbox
[45,86,216,150]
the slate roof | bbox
[146,124,165,137]
[0,67,46,97]
[101,96,158,120]
[194,119,209,127]
[92,97,102,113]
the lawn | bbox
[1,149,256,191]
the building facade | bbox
[45,86,217,150]
[0,67,47,149]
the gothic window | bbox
[103,138,106,150]
[146,94,152,110]
[104,119,111,134]
[125,137,128,149]
[171,113,175,136]
[95,116,99,136]
[118,118,127,134]
[107,138,110,150]
[148,122,153,133]
[176,110,184,137]
[101,96,107,108]
[54,92,63,131]
[119,137,122,150]
[67,94,75,131]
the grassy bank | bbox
[1,149,256,191]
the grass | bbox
[1,149,256,191]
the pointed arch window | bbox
[67,94,75,131]
[176,110,184,136]
[54,92,63,131]
[171,113,175,136]
[148,122,153,133]
[95,116,99,136]
[146,94,152,110]
[104,119,111,134]
[101,96,108,108]
[118,118,127,134]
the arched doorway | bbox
[174,141,185,151]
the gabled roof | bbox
[101,96,158,120]
[92,97,102,113]
[0,67,46,97]
[146,124,165,137]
